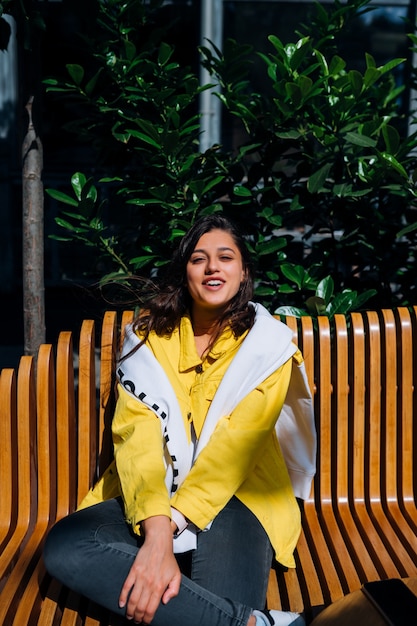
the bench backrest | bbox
[1,307,416,542]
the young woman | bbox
[44,215,316,626]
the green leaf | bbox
[55,217,82,232]
[267,35,285,54]
[43,78,59,86]
[260,211,282,227]
[307,163,332,194]
[99,176,123,183]
[49,234,73,243]
[130,255,158,269]
[378,57,406,75]
[126,198,162,206]
[256,237,287,256]
[85,68,103,96]
[266,271,279,280]
[158,42,174,66]
[305,296,327,316]
[46,188,78,207]
[329,55,346,74]
[379,152,408,179]
[280,264,306,288]
[71,172,88,201]
[78,197,96,218]
[233,185,252,197]
[365,52,376,69]
[275,130,302,140]
[126,129,162,149]
[285,82,302,107]
[348,70,363,96]
[345,132,377,148]
[382,125,400,155]
[363,66,380,89]
[277,284,296,294]
[274,306,307,318]
[124,39,136,61]
[298,75,313,97]
[352,289,377,309]
[254,285,276,296]
[66,63,84,85]
[201,175,225,195]
[326,291,357,316]
[397,222,417,237]
[315,276,334,305]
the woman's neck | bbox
[191,310,222,358]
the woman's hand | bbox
[118,515,181,623]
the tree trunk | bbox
[22,96,45,357]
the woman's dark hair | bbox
[133,214,255,348]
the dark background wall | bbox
[0,0,414,368]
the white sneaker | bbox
[253,609,306,626]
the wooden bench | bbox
[0,307,416,625]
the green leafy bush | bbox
[45,0,417,316]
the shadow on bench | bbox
[0,307,416,625]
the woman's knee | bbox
[43,513,84,579]
[43,499,131,581]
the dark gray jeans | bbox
[43,496,273,625]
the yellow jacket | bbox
[79,314,303,568]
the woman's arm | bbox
[112,384,172,531]
[170,357,293,529]
[113,387,182,621]
[118,515,181,623]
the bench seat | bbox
[0,308,416,624]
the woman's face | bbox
[186,229,246,317]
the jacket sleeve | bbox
[112,383,171,533]
[170,356,294,530]
[275,353,316,500]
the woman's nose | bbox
[205,257,218,273]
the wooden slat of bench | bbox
[37,344,57,527]
[0,344,56,623]
[330,314,380,583]
[0,368,15,545]
[291,528,325,614]
[4,345,58,626]
[278,565,305,612]
[280,315,338,616]
[379,309,417,560]
[39,583,90,626]
[38,314,125,626]
[395,307,417,531]
[98,311,118,478]
[357,311,416,575]
[288,520,326,616]
[274,314,349,616]
[271,315,331,617]
[299,316,315,396]
[37,579,61,624]
[0,356,34,587]
[38,322,110,626]
[311,316,362,597]
[60,590,87,626]
[77,319,98,507]
[347,312,405,579]
[55,331,77,520]
[22,332,80,626]
[0,355,42,623]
